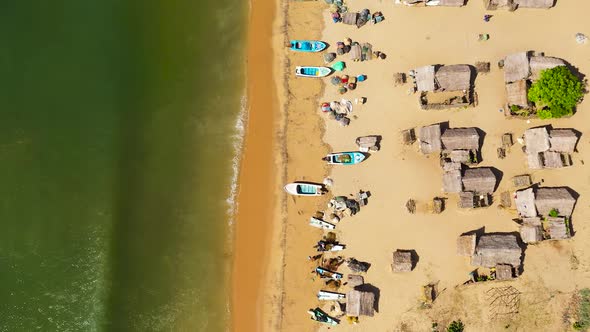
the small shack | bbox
[519,217,543,243]
[459,191,476,208]
[534,188,576,217]
[549,129,578,153]
[495,264,514,280]
[392,250,413,272]
[512,174,532,187]
[346,289,375,317]
[435,64,472,91]
[415,65,436,92]
[503,52,530,83]
[471,234,522,268]
[457,233,477,256]
[505,80,529,108]
[462,168,497,194]
[443,170,462,193]
[529,56,565,80]
[515,188,537,218]
[546,217,570,240]
[441,128,480,151]
[419,124,442,154]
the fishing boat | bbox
[295,66,332,78]
[290,40,327,52]
[284,182,325,196]
[308,307,339,325]
[315,267,343,280]
[317,290,346,301]
[309,217,336,230]
[324,152,366,165]
[315,240,345,252]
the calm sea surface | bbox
[0,1,246,330]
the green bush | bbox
[528,66,584,119]
[576,289,590,331]
[549,209,559,218]
[447,320,464,332]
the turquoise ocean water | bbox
[0,1,246,331]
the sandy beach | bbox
[237,0,590,331]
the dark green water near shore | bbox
[0,1,246,330]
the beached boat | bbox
[290,40,327,52]
[315,240,345,252]
[295,66,332,78]
[308,307,339,325]
[317,290,346,301]
[324,152,366,165]
[315,267,343,280]
[284,182,325,196]
[309,217,336,230]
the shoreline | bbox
[231,0,279,330]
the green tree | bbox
[528,66,584,119]
[447,320,464,332]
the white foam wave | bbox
[225,93,249,225]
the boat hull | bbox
[317,290,346,301]
[295,66,332,78]
[309,217,336,230]
[326,152,366,165]
[290,40,327,52]
[284,182,323,196]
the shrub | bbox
[549,209,559,218]
[575,289,590,331]
[528,66,584,119]
[447,320,464,332]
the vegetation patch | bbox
[528,66,584,119]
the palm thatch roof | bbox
[441,128,480,151]
[534,188,576,217]
[515,0,554,9]
[495,264,514,280]
[450,150,470,163]
[419,124,442,154]
[520,217,543,243]
[529,56,565,80]
[392,250,413,272]
[542,151,564,168]
[462,168,497,194]
[415,65,436,92]
[347,290,375,317]
[515,188,537,218]
[471,234,522,268]
[457,234,477,256]
[443,170,462,193]
[549,129,578,153]
[435,64,471,91]
[459,191,475,208]
[504,52,530,83]
[546,217,570,240]
[505,80,529,107]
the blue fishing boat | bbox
[324,152,366,165]
[295,66,332,78]
[308,307,339,326]
[290,40,327,52]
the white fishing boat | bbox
[315,267,343,280]
[317,290,346,301]
[309,217,336,230]
[295,66,332,78]
[324,151,366,165]
[284,182,325,196]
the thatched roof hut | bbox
[495,264,514,280]
[419,124,442,154]
[435,64,471,91]
[534,188,576,217]
[546,217,570,240]
[512,174,532,187]
[515,188,537,218]
[520,217,543,243]
[459,191,475,208]
[471,234,522,268]
[542,151,564,168]
[441,128,480,151]
[415,65,436,92]
[549,129,578,153]
[529,56,565,80]
[347,289,375,317]
[515,0,554,9]
[457,233,477,256]
[392,250,413,272]
[443,170,462,193]
[462,168,497,194]
[505,80,529,108]
[504,52,530,83]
